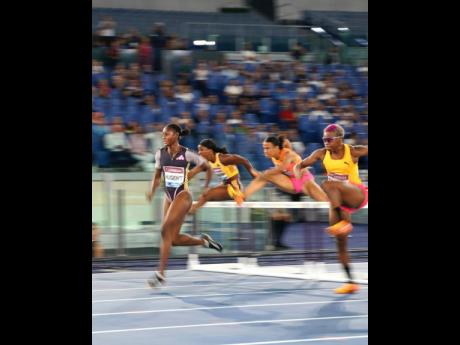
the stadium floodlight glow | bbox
[338,27,350,31]
[193,40,216,46]
[311,27,326,33]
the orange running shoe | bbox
[326,220,353,236]
[335,283,359,294]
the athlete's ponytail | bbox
[264,135,285,150]
[199,139,229,154]
[166,123,190,137]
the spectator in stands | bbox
[129,123,155,171]
[224,79,243,101]
[193,62,209,97]
[92,59,105,75]
[126,63,141,81]
[125,28,142,49]
[242,42,257,63]
[325,78,339,95]
[254,124,268,141]
[293,99,308,118]
[221,61,239,80]
[219,124,236,152]
[177,111,194,130]
[176,84,194,104]
[310,102,332,121]
[103,124,136,167]
[138,37,152,68]
[113,63,127,78]
[97,16,116,46]
[105,39,121,72]
[296,79,312,96]
[149,23,167,72]
[290,42,305,61]
[97,79,111,98]
[92,111,107,127]
[140,94,160,124]
[293,61,307,81]
[194,96,210,114]
[214,109,227,122]
[325,47,341,65]
[317,86,336,101]
[308,73,325,89]
[279,99,296,129]
[176,56,193,82]
[288,129,306,156]
[111,74,126,99]
[241,80,257,100]
[126,79,143,98]
[227,110,243,127]
[326,97,339,112]
[345,132,359,146]
[167,34,185,50]
[144,123,164,153]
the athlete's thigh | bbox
[265,174,295,194]
[163,191,193,234]
[162,197,171,225]
[204,185,232,201]
[338,183,365,209]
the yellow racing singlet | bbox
[271,148,302,176]
[323,144,362,184]
[209,153,242,200]
[209,153,239,182]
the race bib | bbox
[164,166,185,188]
[213,167,227,181]
[328,173,349,182]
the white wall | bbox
[276,0,368,20]
[92,0,245,12]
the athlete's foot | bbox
[326,220,353,236]
[234,191,245,206]
[188,204,198,215]
[201,233,223,253]
[335,283,359,294]
[147,271,166,289]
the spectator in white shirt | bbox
[104,124,136,167]
[129,124,155,171]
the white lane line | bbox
[92,275,233,283]
[93,286,368,303]
[92,315,368,334]
[220,335,369,345]
[92,280,315,292]
[93,269,188,273]
[93,299,368,316]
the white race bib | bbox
[328,173,349,182]
[164,166,185,188]
[213,167,227,181]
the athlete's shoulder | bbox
[218,153,234,165]
[315,148,327,158]
[184,146,198,155]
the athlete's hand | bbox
[250,168,260,178]
[293,163,302,180]
[146,190,154,203]
[202,187,210,197]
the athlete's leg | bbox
[189,185,230,214]
[302,179,329,201]
[158,191,202,275]
[244,173,295,200]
